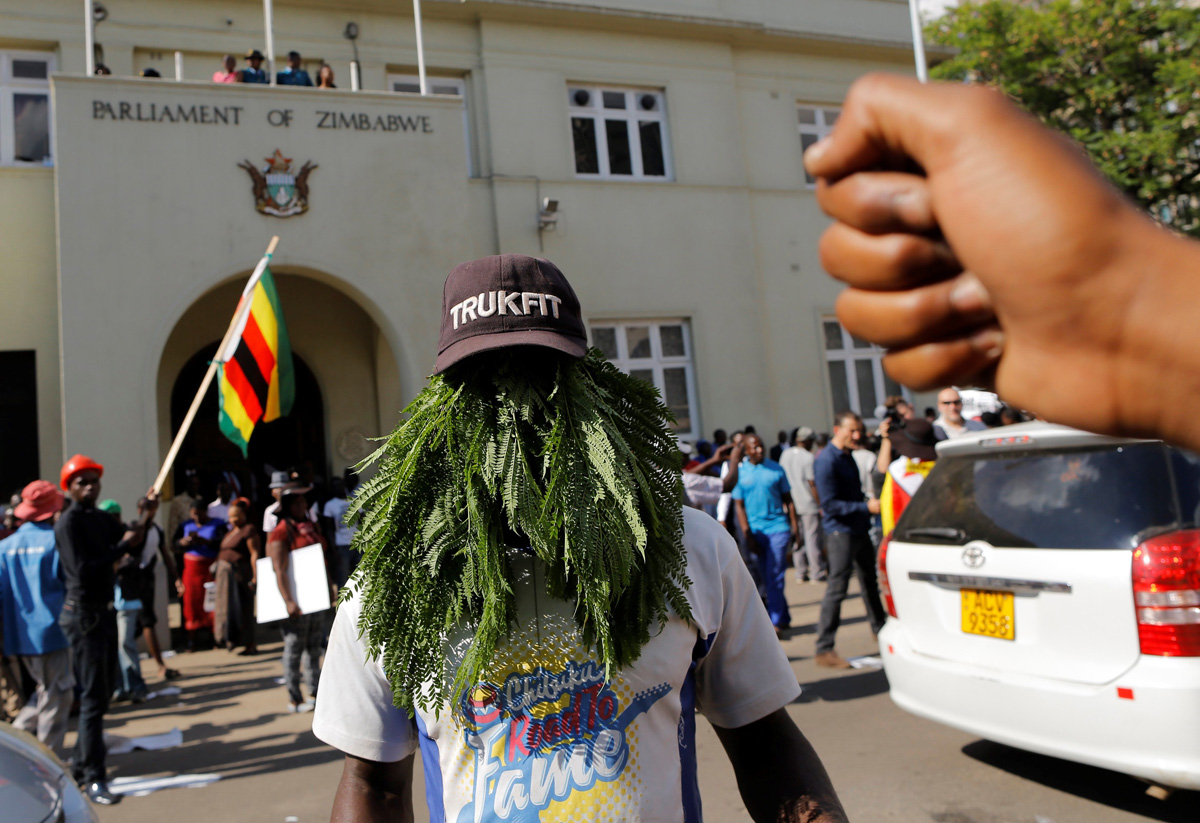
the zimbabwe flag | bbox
[217,261,294,456]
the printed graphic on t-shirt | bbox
[442,618,671,823]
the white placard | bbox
[256,544,331,623]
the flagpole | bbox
[909,0,929,82]
[263,0,277,86]
[152,235,279,495]
[413,0,428,95]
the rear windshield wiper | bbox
[900,527,967,543]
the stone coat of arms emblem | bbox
[238,149,317,217]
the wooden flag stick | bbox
[152,236,280,495]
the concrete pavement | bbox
[91,575,1200,823]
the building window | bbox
[388,73,473,176]
[568,85,670,181]
[1,51,54,166]
[822,318,906,424]
[590,320,698,438]
[798,105,839,186]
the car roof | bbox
[934,420,1155,458]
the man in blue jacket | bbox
[0,480,73,755]
[276,51,313,86]
[813,411,886,669]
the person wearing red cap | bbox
[54,454,158,805]
[0,480,73,757]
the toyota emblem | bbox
[962,545,986,569]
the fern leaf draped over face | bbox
[346,349,690,713]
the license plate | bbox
[960,588,1015,641]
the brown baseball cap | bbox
[434,254,588,374]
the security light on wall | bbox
[344,22,361,90]
[538,198,559,231]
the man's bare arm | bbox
[330,754,414,823]
[714,708,847,823]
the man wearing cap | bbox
[780,426,826,584]
[266,479,329,713]
[0,481,74,756]
[313,255,847,823]
[876,418,940,539]
[263,470,318,533]
[241,49,268,84]
[55,455,156,805]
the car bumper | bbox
[880,620,1200,790]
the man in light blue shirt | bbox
[732,433,800,632]
[0,481,74,755]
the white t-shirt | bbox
[681,471,723,508]
[207,498,231,524]
[313,507,799,823]
[322,496,355,546]
[852,448,878,499]
[778,446,818,516]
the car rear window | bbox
[896,443,1181,549]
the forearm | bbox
[1109,222,1200,453]
[330,768,413,823]
[716,709,847,823]
[734,502,751,536]
[876,439,892,474]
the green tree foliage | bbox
[928,0,1200,236]
[346,349,690,713]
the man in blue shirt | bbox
[813,411,887,669]
[0,480,73,755]
[732,433,799,632]
[277,51,313,86]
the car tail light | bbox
[878,534,898,619]
[1132,530,1200,656]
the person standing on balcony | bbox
[212,54,238,84]
[241,50,268,84]
[277,51,313,87]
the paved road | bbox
[92,575,1200,823]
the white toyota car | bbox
[878,422,1200,791]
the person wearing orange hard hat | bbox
[53,454,158,806]
[60,454,104,491]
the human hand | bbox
[285,600,302,619]
[878,418,891,437]
[867,498,882,515]
[174,579,185,597]
[804,74,1186,441]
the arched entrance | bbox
[156,271,404,508]
[170,345,327,501]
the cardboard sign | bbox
[255,544,330,622]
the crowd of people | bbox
[0,457,360,804]
[680,387,1028,667]
[94,48,337,87]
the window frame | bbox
[1,50,55,167]
[821,317,908,426]
[387,72,474,177]
[567,84,672,182]
[798,104,840,188]
[588,319,699,440]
